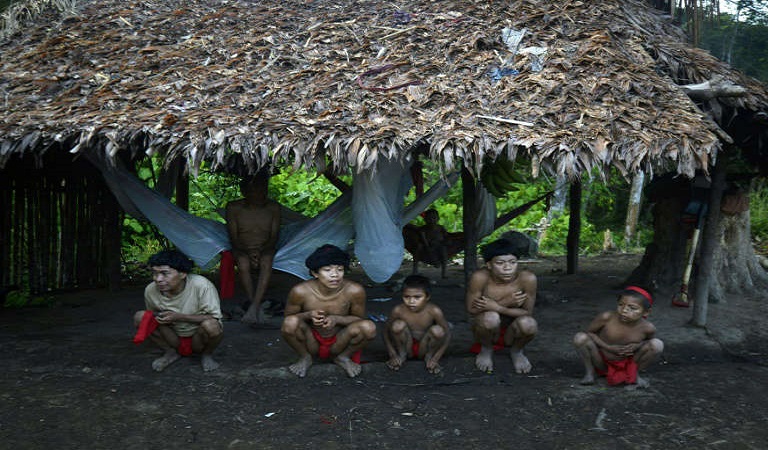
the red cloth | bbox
[133,310,194,356]
[177,337,194,356]
[219,250,236,300]
[311,328,362,363]
[596,351,638,386]
[133,310,159,344]
[411,338,420,359]
[470,325,507,354]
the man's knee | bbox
[475,311,501,330]
[646,338,664,355]
[515,316,538,336]
[351,320,377,340]
[573,331,590,348]
[389,319,408,335]
[281,315,302,334]
[200,319,223,338]
[428,324,446,340]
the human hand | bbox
[155,310,175,324]
[311,310,327,327]
[616,343,640,357]
[511,290,528,307]
[476,295,500,312]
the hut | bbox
[1,0,767,301]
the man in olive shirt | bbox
[133,250,223,372]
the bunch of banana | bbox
[480,157,527,198]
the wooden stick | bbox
[476,114,534,127]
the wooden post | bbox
[462,168,478,284]
[692,159,727,326]
[624,170,645,249]
[176,166,189,211]
[567,181,582,274]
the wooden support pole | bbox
[624,170,645,249]
[176,166,189,211]
[567,181,582,274]
[462,168,478,284]
[692,158,727,326]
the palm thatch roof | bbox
[1,0,767,178]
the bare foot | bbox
[425,355,442,374]
[580,373,596,385]
[201,355,220,372]
[510,349,532,374]
[241,306,265,324]
[288,354,313,377]
[386,354,406,371]
[334,355,362,378]
[475,347,494,373]
[632,376,650,389]
[152,350,181,372]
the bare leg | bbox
[423,325,447,374]
[631,338,664,388]
[332,320,376,378]
[242,253,275,324]
[193,319,223,372]
[143,320,183,372]
[386,319,411,371]
[573,331,604,385]
[281,316,316,377]
[472,312,500,373]
[152,349,182,372]
[506,316,537,374]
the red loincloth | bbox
[311,328,362,363]
[177,337,194,356]
[411,338,421,359]
[470,326,507,354]
[133,310,159,344]
[596,351,638,386]
[133,310,194,356]
[219,250,236,300]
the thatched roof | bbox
[1,0,767,178]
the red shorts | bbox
[596,351,638,386]
[470,325,507,354]
[133,310,193,356]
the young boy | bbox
[572,286,664,388]
[466,239,538,374]
[384,274,451,374]
[281,244,377,378]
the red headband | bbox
[624,285,653,306]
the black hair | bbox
[148,249,194,273]
[481,238,519,262]
[305,244,351,274]
[620,286,654,309]
[402,274,432,296]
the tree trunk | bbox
[567,181,582,274]
[462,168,479,284]
[624,170,645,249]
[628,171,768,307]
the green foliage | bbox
[270,170,344,217]
[700,12,768,82]
[3,289,29,308]
[751,180,768,253]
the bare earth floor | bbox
[1,254,767,449]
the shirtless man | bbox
[280,244,377,378]
[225,172,281,323]
[384,274,451,374]
[573,286,664,388]
[412,209,449,278]
[466,238,538,374]
[133,250,223,372]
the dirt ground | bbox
[1,254,767,449]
